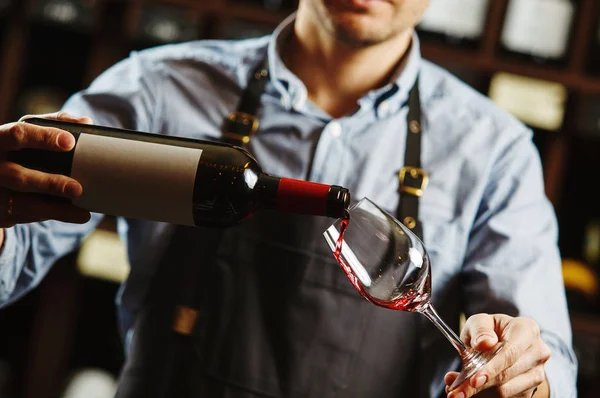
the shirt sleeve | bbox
[0,218,103,306]
[0,50,161,307]
[461,128,578,397]
[61,49,162,132]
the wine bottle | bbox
[417,0,490,48]
[8,118,351,227]
[500,0,576,64]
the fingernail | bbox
[454,392,465,398]
[64,182,82,198]
[474,375,487,388]
[57,133,75,149]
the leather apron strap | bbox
[397,78,427,241]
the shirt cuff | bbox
[544,345,577,398]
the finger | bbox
[469,318,540,389]
[444,372,459,386]
[0,191,90,227]
[19,111,94,125]
[0,162,83,198]
[444,372,459,395]
[0,122,75,152]
[485,344,551,390]
[489,367,546,398]
[461,313,501,351]
[452,344,550,397]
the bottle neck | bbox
[257,175,350,218]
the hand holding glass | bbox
[323,198,503,391]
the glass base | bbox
[449,342,505,392]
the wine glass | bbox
[323,197,504,392]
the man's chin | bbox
[331,18,394,46]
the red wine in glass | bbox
[325,197,504,392]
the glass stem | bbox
[420,302,471,358]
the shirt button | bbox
[326,121,342,138]
[378,100,390,117]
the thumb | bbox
[461,313,499,351]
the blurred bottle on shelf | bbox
[500,0,577,66]
[131,3,201,51]
[417,0,490,48]
[488,72,568,132]
[488,72,567,164]
[31,0,96,31]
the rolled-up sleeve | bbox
[462,129,578,397]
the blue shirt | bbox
[0,15,577,397]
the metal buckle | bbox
[172,305,198,335]
[223,112,259,144]
[398,166,429,197]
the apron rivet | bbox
[409,120,420,134]
[403,216,417,229]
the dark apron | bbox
[115,55,432,398]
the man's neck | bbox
[283,16,413,118]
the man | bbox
[0,0,577,397]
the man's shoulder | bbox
[132,36,271,80]
[419,59,528,139]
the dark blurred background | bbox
[0,0,599,397]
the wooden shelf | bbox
[421,42,600,95]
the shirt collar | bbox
[267,13,422,118]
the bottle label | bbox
[501,0,575,59]
[71,133,202,225]
[418,0,490,39]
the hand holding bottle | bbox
[0,112,92,230]
[4,117,350,228]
